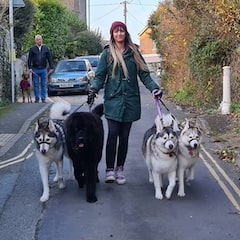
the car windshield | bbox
[55,61,87,72]
[77,56,99,68]
[88,58,99,67]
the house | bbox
[60,0,86,22]
[138,26,162,72]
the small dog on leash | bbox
[20,73,32,103]
[34,101,72,202]
[177,119,202,197]
[142,114,179,200]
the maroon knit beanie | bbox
[110,21,127,35]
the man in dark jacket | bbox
[28,35,54,103]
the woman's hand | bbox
[152,89,163,99]
[87,89,97,105]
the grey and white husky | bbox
[34,101,72,202]
[177,119,202,197]
[142,114,179,200]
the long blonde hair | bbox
[109,31,149,78]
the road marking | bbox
[200,145,240,213]
[0,134,15,147]
[0,141,34,169]
[0,152,34,169]
[201,145,240,198]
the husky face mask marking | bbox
[154,127,178,152]
[35,120,58,154]
[181,124,201,150]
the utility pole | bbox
[121,1,129,25]
[87,0,90,30]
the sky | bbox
[87,0,160,44]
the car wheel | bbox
[48,88,54,97]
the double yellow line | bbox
[200,145,240,213]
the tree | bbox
[149,0,240,108]
[23,0,69,60]
[23,0,103,60]
[14,0,35,57]
[65,30,103,58]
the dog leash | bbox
[159,98,170,112]
[72,101,88,113]
[155,98,163,120]
[155,98,178,121]
[31,71,41,78]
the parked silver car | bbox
[48,59,94,96]
[75,55,100,72]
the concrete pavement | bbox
[0,102,51,158]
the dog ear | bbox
[155,115,163,132]
[35,119,41,132]
[181,119,190,135]
[195,118,205,134]
[48,120,57,133]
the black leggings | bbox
[106,119,132,169]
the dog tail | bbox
[50,101,71,120]
[92,104,104,117]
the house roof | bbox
[138,26,150,37]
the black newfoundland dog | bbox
[65,104,104,203]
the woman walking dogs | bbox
[87,21,162,185]
[28,35,54,103]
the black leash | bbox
[159,98,170,112]
[72,101,88,113]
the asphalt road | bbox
[0,80,239,240]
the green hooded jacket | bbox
[90,46,160,122]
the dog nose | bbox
[41,149,47,154]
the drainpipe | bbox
[221,66,231,114]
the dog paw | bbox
[177,192,186,197]
[58,181,65,189]
[185,180,192,186]
[53,176,58,182]
[40,194,49,202]
[87,195,97,203]
[149,178,153,183]
[155,193,163,200]
[165,192,172,199]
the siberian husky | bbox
[34,101,72,202]
[142,114,179,200]
[177,119,202,197]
